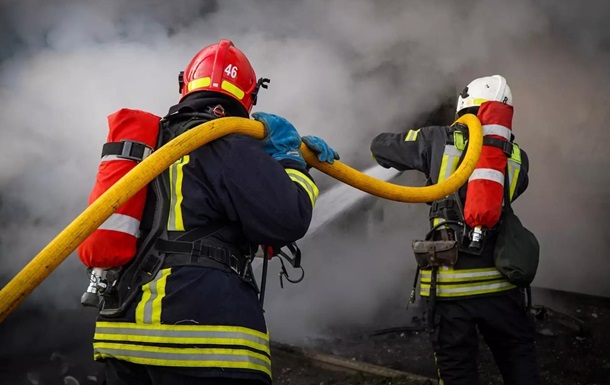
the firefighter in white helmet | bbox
[371,75,539,385]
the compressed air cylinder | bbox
[464,101,514,233]
[77,109,161,268]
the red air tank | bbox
[77,109,161,268]
[463,101,514,236]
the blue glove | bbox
[252,112,306,168]
[302,135,340,164]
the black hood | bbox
[168,92,250,118]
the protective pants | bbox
[429,288,539,385]
[104,358,267,385]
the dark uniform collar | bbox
[168,92,249,118]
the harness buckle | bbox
[502,140,514,157]
[190,240,203,258]
[229,254,242,277]
[117,140,153,162]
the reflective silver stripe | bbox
[101,155,132,162]
[167,160,180,231]
[468,168,504,185]
[442,146,461,182]
[443,145,462,158]
[482,124,511,140]
[98,213,140,237]
[93,343,271,374]
[95,325,269,351]
[135,269,170,324]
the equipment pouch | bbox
[493,166,540,287]
[494,210,540,287]
[412,240,459,269]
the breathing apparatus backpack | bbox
[77,109,161,269]
[78,107,305,314]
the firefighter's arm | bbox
[219,137,316,246]
[370,127,432,175]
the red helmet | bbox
[178,39,267,113]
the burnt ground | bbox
[299,287,610,385]
[1,287,609,385]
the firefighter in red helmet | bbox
[89,39,338,385]
[370,75,539,385]
[179,39,260,113]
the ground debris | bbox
[2,288,610,385]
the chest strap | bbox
[102,140,153,162]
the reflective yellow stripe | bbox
[404,129,420,141]
[187,77,211,92]
[510,143,522,163]
[135,268,171,324]
[96,321,269,337]
[135,282,152,324]
[221,80,245,100]
[420,279,515,297]
[508,144,521,200]
[94,322,270,355]
[168,155,189,231]
[434,353,445,385]
[151,269,169,324]
[285,168,319,207]
[93,342,271,377]
[438,154,450,183]
[433,153,451,228]
[453,130,466,151]
[420,266,504,283]
[508,164,520,200]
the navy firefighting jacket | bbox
[93,96,317,384]
[371,123,529,298]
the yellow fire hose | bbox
[0,114,482,323]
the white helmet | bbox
[456,75,512,116]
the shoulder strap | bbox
[503,164,514,214]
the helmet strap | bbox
[178,71,185,94]
[251,77,271,106]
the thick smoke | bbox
[1,0,610,350]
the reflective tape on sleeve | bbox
[285,168,319,207]
[404,129,420,141]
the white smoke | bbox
[1,0,610,346]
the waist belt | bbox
[155,238,248,277]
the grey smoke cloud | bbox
[1,0,610,347]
